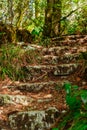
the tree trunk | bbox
[7,0,14,25]
[43,0,53,38]
[52,0,61,37]
[43,0,61,38]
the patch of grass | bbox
[0,44,41,81]
[0,44,23,80]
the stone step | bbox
[22,43,87,57]
[15,80,67,92]
[8,107,59,130]
[42,46,87,56]
[0,92,54,107]
[41,53,80,64]
[0,81,67,130]
[51,35,87,41]
[51,35,87,46]
[0,94,34,106]
[52,40,87,46]
[21,63,81,81]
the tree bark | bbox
[52,0,61,37]
[43,0,61,38]
[43,0,53,38]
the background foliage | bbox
[0,0,87,39]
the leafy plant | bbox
[52,128,59,130]
[67,22,79,34]
[64,83,81,112]
[80,52,87,60]
[53,83,87,130]
[31,26,43,37]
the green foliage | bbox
[31,26,43,37]
[64,83,81,112]
[0,44,41,81]
[67,22,79,34]
[80,52,87,60]
[52,128,59,130]
[53,83,87,130]
[0,44,24,80]
[1,0,87,38]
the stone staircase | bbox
[0,35,87,130]
[51,34,87,47]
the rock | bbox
[53,63,79,76]
[0,94,34,106]
[9,107,59,130]
[42,53,80,64]
[16,81,66,92]
[51,35,87,46]
[24,63,79,78]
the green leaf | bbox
[71,120,87,130]
[31,27,41,36]
[52,128,59,130]
[81,91,87,104]
[66,95,81,111]
[72,85,79,90]
[64,83,71,94]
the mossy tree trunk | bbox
[43,0,62,38]
[43,0,53,38]
[7,0,14,25]
[52,0,61,37]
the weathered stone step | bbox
[51,35,87,41]
[8,107,59,130]
[15,80,67,92]
[0,93,55,108]
[21,63,81,81]
[41,53,80,64]
[53,41,87,47]
[51,35,87,46]
[42,46,87,56]
[0,94,34,106]
[23,44,86,57]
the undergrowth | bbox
[53,83,87,130]
[0,44,41,81]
